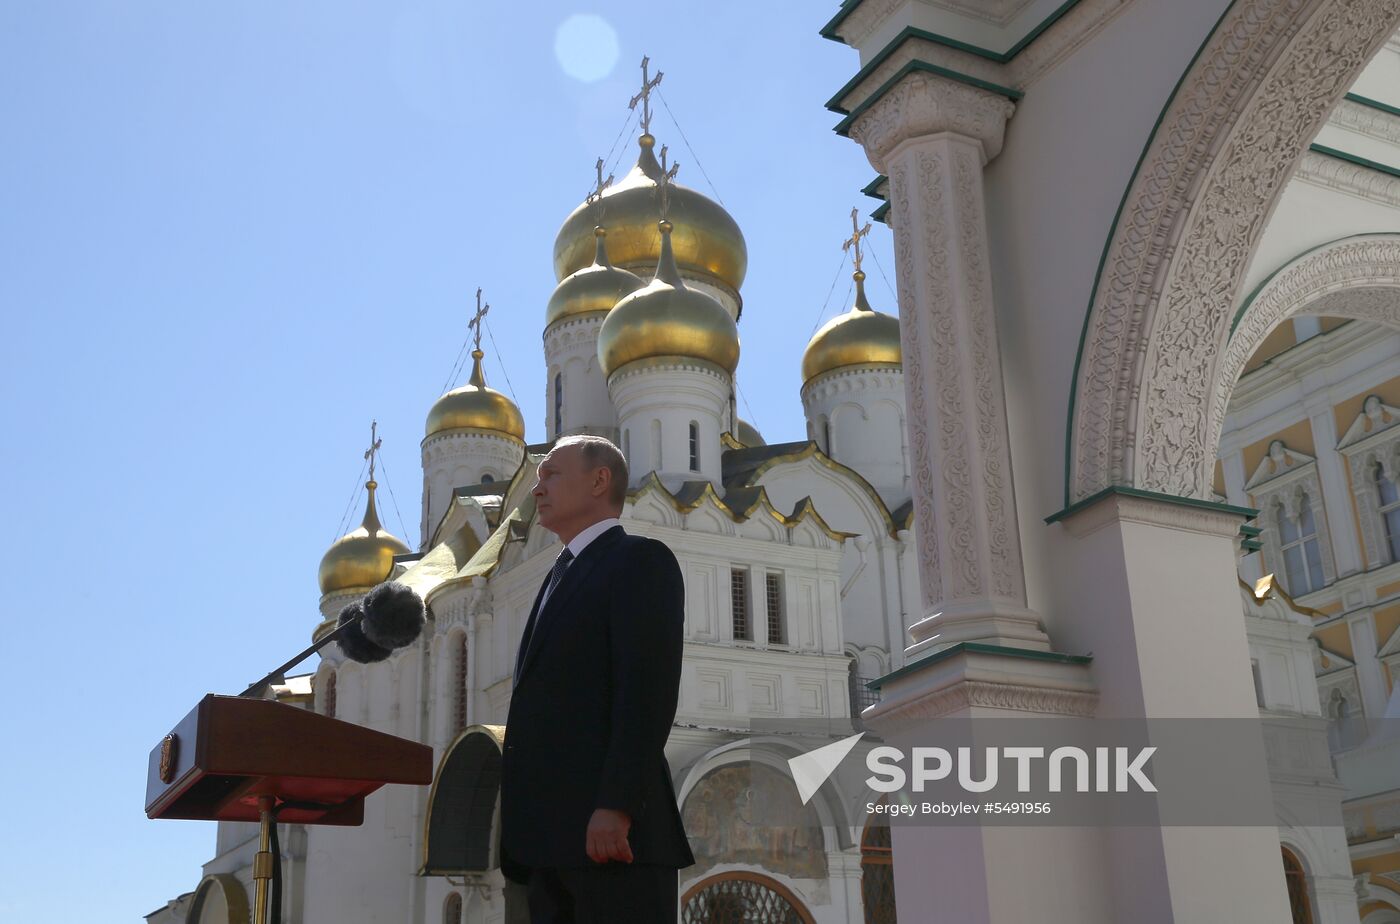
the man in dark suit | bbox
[500,434,695,923]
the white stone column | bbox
[849,72,1048,655]
[1346,610,1389,722]
[1306,400,1364,577]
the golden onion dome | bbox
[554,134,747,295]
[599,219,740,377]
[426,351,526,440]
[545,227,646,328]
[801,271,902,385]
[318,480,411,595]
[735,418,765,447]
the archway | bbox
[1067,0,1400,505]
[681,872,816,924]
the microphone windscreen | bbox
[336,601,392,664]
[363,581,426,650]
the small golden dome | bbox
[554,134,747,294]
[735,418,765,447]
[545,227,646,328]
[801,271,902,385]
[599,220,740,377]
[318,480,411,595]
[426,351,526,440]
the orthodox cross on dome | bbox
[467,287,489,354]
[587,156,614,223]
[363,419,382,483]
[843,207,872,274]
[629,55,664,136]
[656,144,680,219]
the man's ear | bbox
[592,466,612,499]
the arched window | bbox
[553,372,563,436]
[681,872,815,924]
[861,806,897,924]
[1375,462,1400,562]
[650,419,663,470]
[324,671,337,720]
[479,473,495,485]
[689,421,700,472]
[623,428,630,463]
[443,892,462,924]
[821,417,832,456]
[452,634,468,736]
[1278,496,1323,595]
[1281,847,1314,924]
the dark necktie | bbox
[514,547,574,687]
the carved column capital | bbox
[849,71,1015,173]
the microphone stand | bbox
[238,620,354,699]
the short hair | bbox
[554,435,628,509]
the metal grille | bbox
[453,634,468,735]
[682,877,808,924]
[731,569,749,641]
[849,672,880,722]
[324,672,337,719]
[765,573,784,644]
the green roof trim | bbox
[866,642,1093,691]
[834,60,1022,138]
[820,0,1084,63]
[1345,92,1400,119]
[871,201,891,224]
[1044,484,1259,526]
[1309,142,1400,180]
[819,0,862,41]
[1063,0,1236,508]
[861,174,888,199]
[1239,524,1262,538]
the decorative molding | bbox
[849,71,1015,172]
[1216,237,1400,470]
[1339,394,1400,449]
[1329,96,1400,145]
[1245,440,1317,491]
[1295,148,1400,206]
[1068,0,1400,504]
[864,679,1099,734]
[1055,486,1252,540]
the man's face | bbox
[532,445,607,537]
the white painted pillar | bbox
[1306,399,1364,576]
[1346,611,1389,722]
[848,71,1049,657]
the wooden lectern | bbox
[146,694,433,923]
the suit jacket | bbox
[499,524,696,879]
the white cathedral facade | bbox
[150,3,1400,923]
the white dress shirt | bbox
[538,517,622,611]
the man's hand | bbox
[585,808,634,864]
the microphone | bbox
[335,581,427,664]
[238,581,428,695]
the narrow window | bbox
[821,417,832,456]
[623,429,630,464]
[1250,660,1264,708]
[1375,462,1400,562]
[766,572,785,645]
[689,421,700,471]
[553,372,563,436]
[650,419,662,470]
[324,671,337,719]
[453,634,468,735]
[731,568,750,641]
[1279,497,1324,595]
[1281,848,1314,924]
[443,892,463,924]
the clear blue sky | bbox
[0,2,895,918]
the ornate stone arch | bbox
[1067,0,1400,504]
[1213,235,1400,461]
